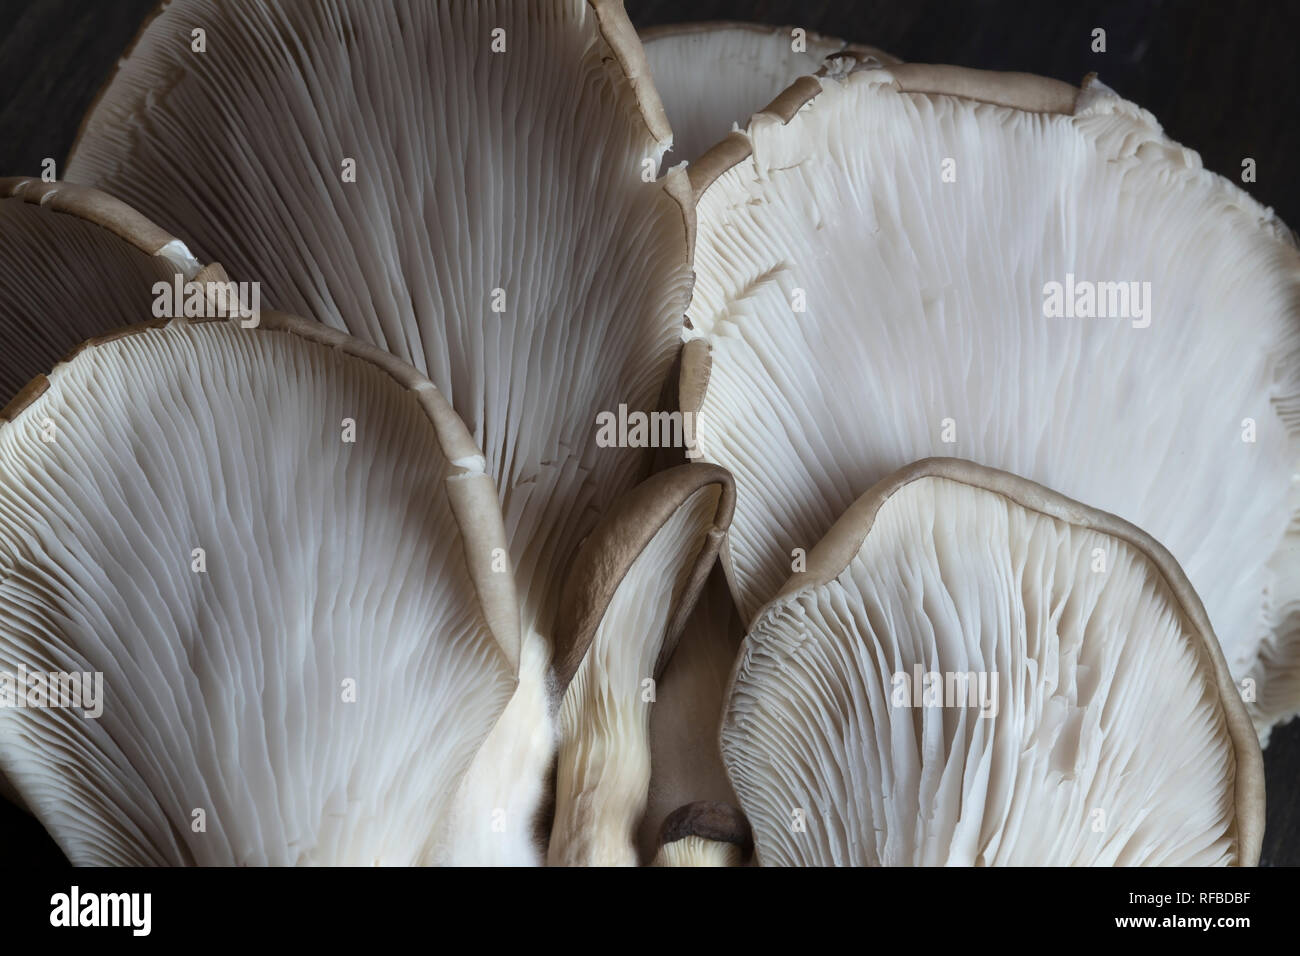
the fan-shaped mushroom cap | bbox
[682,63,1300,736]
[70,0,696,863]
[722,459,1264,866]
[0,182,218,815]
[650,801,752,867]
[0,315,518,865]
[0,177,202,404]
[547,464,734,866]
[641,22,895,167]
[69,0,691,642]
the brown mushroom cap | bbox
[651,800,753,866]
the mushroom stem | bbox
[651,801,752,867]
[547,465,734,865]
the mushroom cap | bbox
[641,21,895,167]
[0,177,202,405]
[68,0,700,864]
[721,458,1264,866]
[68,0,693,651]
[548,464,734,866]
[0,314,517,865]
[681,63,1300,735]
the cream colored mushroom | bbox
[682,63,1300,737]
[641,21,895,168]
[0,313,518,865]
[68,0,695,862]
[721,458,1265,866]
[547,464,734,866]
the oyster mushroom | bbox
[650,801,752,867]
[0,177,204,403]
[68,0,694,861]
[636,566,745,863]
[641,21,895,167]
[682,63,1300,736]
[0,313,518,865]
[722,458,1265,866]
[547,464,734,866]
[0,176,216,819]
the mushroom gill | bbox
[682,64,1300,736]
[68,0,695,862]
[0,315,517,865]
[721,459,1264,866]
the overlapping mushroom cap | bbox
[0,2,1290,867]
[642,22,895,167]
[0,177,202,402]
[682,63,1300,736]
[549,464,734,865]
[722,459,1264,866]
[0,313,517,865]
[68,0,693,652]
[65,0,704,863]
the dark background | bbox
[0,0,1295,866]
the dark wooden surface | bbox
[0,0,1295,866]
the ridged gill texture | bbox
[550,483,722,866]
[0,320,509,865]
[70,0,695,863]
[723,474,1245,866]
[0,190,186,404]
[69,0,693,648]
[687,68,1300,735]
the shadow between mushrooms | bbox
[636,565,747,864]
